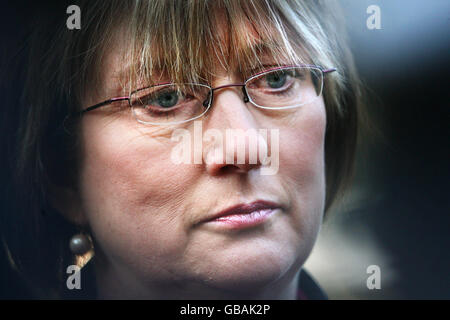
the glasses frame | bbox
[72,64,336,126]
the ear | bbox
[47,181,88,226]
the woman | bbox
[1,0,362,299]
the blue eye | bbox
[142,90,180,109]
[265,72,287,89]
[155,90,180,108]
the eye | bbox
[247,69,299,92]
[130,84,211,124]
[264,71,288,89]
[154,90,180,108]
[138,89,187,110]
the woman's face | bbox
[74,27,327,298]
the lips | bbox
[201,200,282,227]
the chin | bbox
[189,245,304,294]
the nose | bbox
[202,86,269,176]
[209,84,250,104]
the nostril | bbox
[210,163,252,176]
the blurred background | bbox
[1,0,449,299]
[304,0,450,299]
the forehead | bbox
[93,2,308,96]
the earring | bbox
[69,233,93,255]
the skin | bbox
[64,26,327,300]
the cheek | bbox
[279,98,326,179]
[277,100,327,236]
[77,118,198,275]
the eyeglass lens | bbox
[130,67,323,125]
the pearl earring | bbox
[69,233,93,255]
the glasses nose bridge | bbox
[211,83,245,91]
[209,83,250,106]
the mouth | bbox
[201,200,283,230]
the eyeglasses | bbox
[73,65,336,125]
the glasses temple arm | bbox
[71,97,129,117]
[322,68,337,74]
